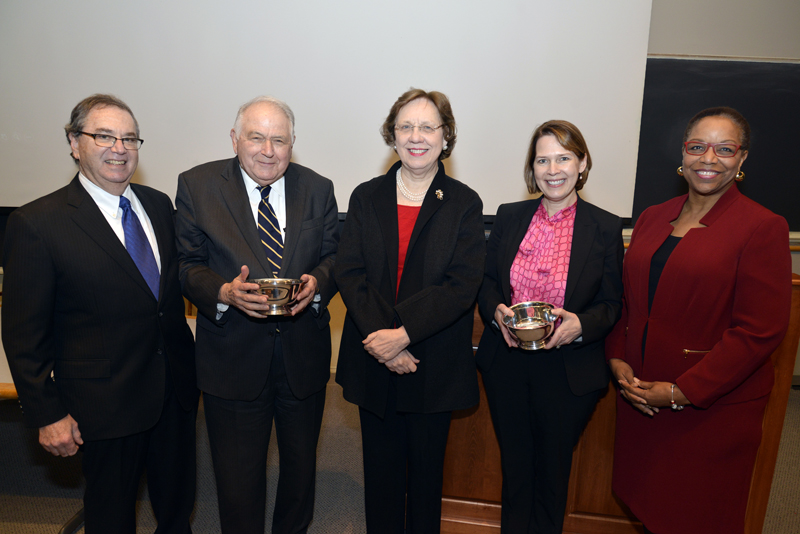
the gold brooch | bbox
[435,189,444,200]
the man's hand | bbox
[39,414,83,457]
[289,274,317,316]
[217,265,270,318]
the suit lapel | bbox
[281,164,304,278]
[218,158,272,276]
[66,177,156,300]
[500,199,540,304]
[405,164,448,258]
[372,170,400,295]
[564,197,596,308]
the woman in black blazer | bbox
[475,120,623,534]
[335,88,485,534]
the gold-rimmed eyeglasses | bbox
[394,124,443,136]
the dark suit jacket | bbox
[175,158,338,401]
[335,161,485,417]
[1,177,197,441]
[476,196,623,396]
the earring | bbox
[443,142,448,150]
[735,171,745,182]
[393,145,396,150]
[677,166,684,176]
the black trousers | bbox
[203,334,326,534]
[481,350,602,534]
[359,376,452,534]
[81,375,197,534]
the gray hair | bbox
[233,96,295,138]
[64,94,139,163]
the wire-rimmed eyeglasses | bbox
[684,141,741,158]
[78,131,144,150]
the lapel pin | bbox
[435,189,444,200]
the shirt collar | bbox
[536,199,577,223]
[78,173,132,219]
[239,166,285,198]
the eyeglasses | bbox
[683,141,741,158]
[394,124,444,136]
[78,132,144,150]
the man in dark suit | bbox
[175,96,338,534]
[1,94,198,533]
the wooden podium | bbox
[441,274,800,534]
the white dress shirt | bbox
[78,174,161,272]
[241,166,286,239]
[216,167,319,317]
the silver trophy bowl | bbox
[502,301,557,350]
[248,278,304,315]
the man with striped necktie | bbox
[175,96,339,534]
[2,94,198,533]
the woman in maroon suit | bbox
[606,107,792,534]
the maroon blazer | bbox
[605,184,791,534]
[605,184,791,406]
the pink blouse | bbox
[510,202,576,308]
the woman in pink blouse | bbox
[476,120,624,534]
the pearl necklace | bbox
[396,168,429,203]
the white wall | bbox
[0,0,652,218]
[648,0,800,59]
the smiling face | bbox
[68,105,139,196]
[532,134,587,214]
[394,98,444,180]
[681,115,748,199]
[231,102,294,187]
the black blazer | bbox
[335,161,485,417]
[475,196,623,396]
[175,158,339,401]
[1,177,197,441]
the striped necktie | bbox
[258,185,283,277]
[119,196,160,299]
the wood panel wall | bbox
[442,275,800,534]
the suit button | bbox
[156,349,163,355]
[158,312,163,317]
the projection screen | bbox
[0,0,653,218]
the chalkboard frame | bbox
[632,57,800,230]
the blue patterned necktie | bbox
[119,196,160,299]
[258,185,283,277]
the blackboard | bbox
[632,58,800,230]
